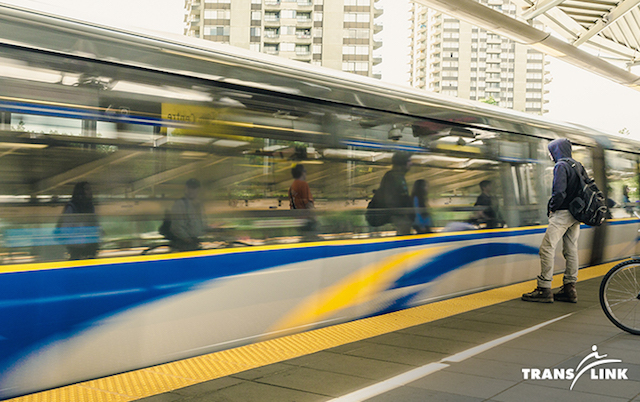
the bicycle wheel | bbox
[600,259,640,335]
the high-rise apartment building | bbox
[409,1,549,115]
[184,0,383,79]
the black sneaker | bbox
[522,287,553,303]
[554,283,577,303]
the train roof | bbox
[0,3,639,154]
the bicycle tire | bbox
[600,259,640,335]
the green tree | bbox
[479,96,498,106]
[618,127,631,136]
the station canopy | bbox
[417,0,640,90]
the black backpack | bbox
[560,159,607,226]
[365,189,390,227]
[158,210,177,241]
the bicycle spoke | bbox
[612,271,637,295]
[613,303,640,324]
[620,267,640,293]
[601,260,640,334]
[608,298,636,306]
[607,288,635,296]
[609,276,635,297]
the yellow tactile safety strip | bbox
[6,259,623,402]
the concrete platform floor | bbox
[137,277,640,402]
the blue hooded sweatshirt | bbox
[548,138,585,213]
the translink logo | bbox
[521,345,628,390]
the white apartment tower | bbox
[185,0,383,79]
[409,1,549,115]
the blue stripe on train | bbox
[0,223,617,373]
[372,243,539,315]
[390,243,540,290]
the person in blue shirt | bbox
[411,179,432,234]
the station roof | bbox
[417,0,640,90]
[517,0,640,61]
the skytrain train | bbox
[0,4,638,398]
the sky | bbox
[5,0,640,141]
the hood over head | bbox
[548,138,572,162]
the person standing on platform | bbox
[289,164,314,210]
[522,138,583,303]
[57,181,100,260]
[474,180,504,228]
[380,152,413,236]
[623,185,633,216]
[289,164,317,234]
[169,178,206,251]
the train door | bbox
[603,148,640,261]
[493,133,552,228]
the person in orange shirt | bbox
[288,164,314,209]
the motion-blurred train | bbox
[0,4,638,398]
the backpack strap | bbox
[558,157,589,184]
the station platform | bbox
[8,261,640,402]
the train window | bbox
[0,42,626,266]
[605,150,638,219]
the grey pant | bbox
[538,210,580,288]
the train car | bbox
[0,4,638,398]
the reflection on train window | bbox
[606,150,638,218]
[0,43,631,265]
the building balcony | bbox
[296,17,313,26]
[264,49,279,55]
[373,39,382,50]
[374,6,384,18]
[264,34,280,42]
[297,1,313,7]
[264,0,281,7]
[294,53,312,62]
[374,23,383,34]
[296,38,313,46]
[296,30,311,39]
[373,55,382,65]
[264,17,281,25]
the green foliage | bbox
[618,127,631,136]
[479,96,498,106]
